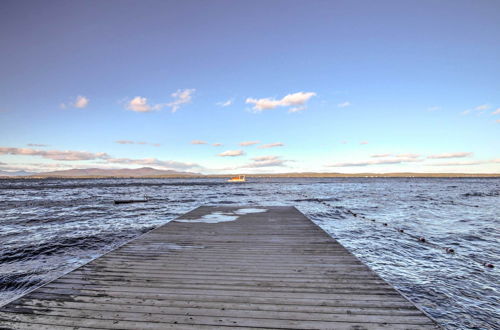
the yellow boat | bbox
[227,175,246,182]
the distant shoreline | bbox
[1,173,499,179]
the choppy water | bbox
[0,177,498,329]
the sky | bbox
[0,0,499,174]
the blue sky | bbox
[1,0,499,174]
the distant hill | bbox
[28,167,199,178]
[0,170,37,176]
[0,168,498,178]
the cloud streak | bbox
[115,140,160,147]
[191,140,208,145]
[241,155,288,168]
[246,91,316,112]
[337,101,351,108]
[258,142,284,149]
[371,153,420,158]
[0,146,202,172]
[427,152,473,159]
[475,104,490,111]
[0,147,109,161]
[218,150,245,157]
[27,143,48,147]
[371,153,392,158]
[328,156,422,167]
[462,104,491,115]
[239,141,260,147]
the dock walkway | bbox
[0,206,438,329]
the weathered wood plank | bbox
[0,206,438,329]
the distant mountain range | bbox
[0,167,198,178]
[0,168,498,178]
[0,170,37,176]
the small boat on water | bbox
[227,175,246,182]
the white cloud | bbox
[125,89,195,113]
[427,106,441,112]
[74,95,89,108]
[337,101,351,108]
[127,96,153,112]
[281,92,316,106]
[168,89,195,112]
[427,152,473,159]
[191,140,207,145]
[212,143,223,147]
[258,142,284,149]
[61,95,89,109]
[217,99,233,107]
[493,108,500,115]
[496,119,500,124]
[360,141,368,145]
[340,140,348,144]
[239,141,260,147]
[218,150,245,157]
[246,91,316,112]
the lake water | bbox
[0,177,498,328]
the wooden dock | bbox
[0,206,438,329]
